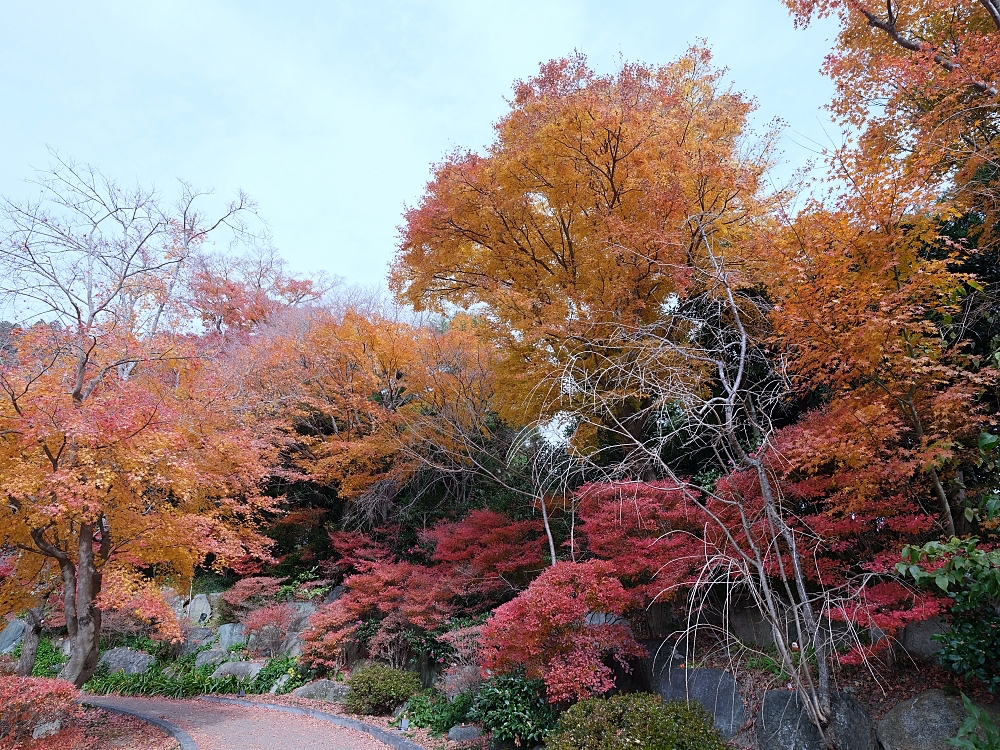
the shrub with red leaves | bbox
[302,511,541,672]
[576,482,711,605]
[221,576,284,610]
[0,676,80,746]
[479,560,646,703]
[241,602,297,657]
[301,560,457,670]
[424,509,547,597]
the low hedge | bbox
[546,692,726,750]
[345,664,421,715]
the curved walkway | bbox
[84,695,412,750]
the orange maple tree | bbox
[786,0,1000,246]
[392,50,778,451]
[239,305,507,528]
[0,160,278,686]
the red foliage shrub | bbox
[221,576,283,609]
[479,561,646,703]
[0,677,80,746]
[438,624,484,696]
[300,597,359,671]
[242,602,297,657]
[424,510,547,596]
[96,573,182,643]
[301,560,457,670]
[242,602,297,634]
[304,512,542,672]
[576,482,712,604]
[766,400,950,657]
[327,531,392,575]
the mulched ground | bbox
[17,706,178,750]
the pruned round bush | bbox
[345,664,421,715]
[546,693,727,750]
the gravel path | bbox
[84,695,395,750]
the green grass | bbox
[83,651,313,698]
[11,636,67,677]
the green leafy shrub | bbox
[546,693,726,750]
[12,636,67,677]
[345,664,421,715]
[949,693,1000,750]
[471,673,557,746]
[404,689,474,735]
[247,656,312,695]
[900,536,1000,693]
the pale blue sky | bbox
[0,1,837,287]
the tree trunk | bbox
[57,524,103,687]
[538,494,558,566]
[930,467,956,537]
[15,605,45,677]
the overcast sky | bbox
[0,1,838,288]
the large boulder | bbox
[640,639,682,692]
[269,673,291,694]
[207,593,235,624]
[292,679,350,702]
[187,593,212,624]
[32,721,61,740]
[876,689,994,750]
[900,617,947,661]
[248,624,285,657]
[323,585,346,605]
[161,587,187,621]
[217,623,247,652]
[289,602,318,630]
[279,630,304,657]
[98,647,155,676]
[729,604,777,649]
[0,620,26,655]
[657,666,746,739]
[210,660,264,680]
[195,649,229,669]
[273,602,318,657]
[757,690,875,750]
[177,626,214,657]
[448,725,481,741]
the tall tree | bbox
[0,158,277,685]
[392,50,778,470]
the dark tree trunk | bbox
[15,605,45,677]
[57,524,104,687]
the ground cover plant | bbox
[82,650,310,698]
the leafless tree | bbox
[505,217,863,747]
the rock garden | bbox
[4,3,1000,749]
